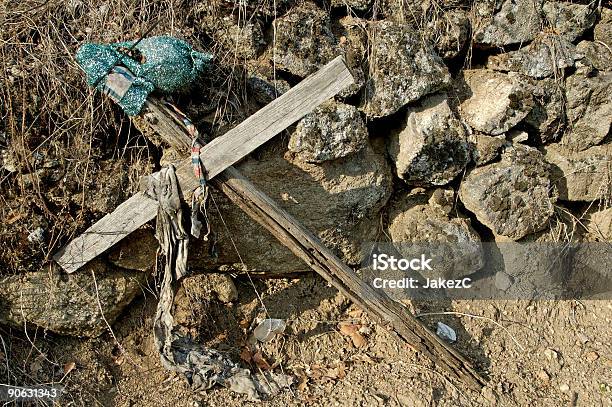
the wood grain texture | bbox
[54,56,354,273]
[212,167,485,390]
[140,97,486,390]
[53,192,158,273]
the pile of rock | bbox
[7,1,611,336]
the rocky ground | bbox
[1,278,611,406]
[0,0,611,405]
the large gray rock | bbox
[562,69,611,151]
[494,211,579,299]
[336,16,368,97]
[522,77,566,144]
[189,143,392,273]
[331,0,372,12]
[361,20,450,118]
[107,228,158,271]
[269,5,366,94]
[594,7,611,46]
[544,143,612,202]
[473,0,543,47]
[288,101,368,163]
[487,34,577,79]
[469,133,505,166]
[459,70,534,135]
[0,261,145,337]
[375,0,425,24]
[387,93,470,185]
[270,2,339,77]
[543,2,597,43]
[575,41,612,72]
[460,145,556,240]
[570,205,612,293]
[586,208,612,241]
[429,9,471,59]
[387,189,484,280]
[202,17,265,59]
[247,73,291,106]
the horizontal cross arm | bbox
[54,56,354,273]
[53,192,158,272]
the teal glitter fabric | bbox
[76,36,213,116]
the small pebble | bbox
[495,271,512,291]
[544,348,558,361]
[585,351,599,362]
[27,227,45,245]
[358,326,372,335]
[537,369,550,383]
[559,383,570,393]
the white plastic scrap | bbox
[436,322,457,343]
[253,319,287,343]
[27,227,45,245]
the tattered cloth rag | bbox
[162,102,211,240]
[78,36,292,399]
[76,36,212,116]
[146,165,293,401]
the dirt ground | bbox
[2,273,611,406]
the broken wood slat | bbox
[53,192,158,272]
[136,97,486,390]
[54,56,354,273]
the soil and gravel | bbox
[2,277,611,406]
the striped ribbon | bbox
[164,101,211,240]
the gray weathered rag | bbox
[146,165,293,401]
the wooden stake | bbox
[134,97,486,390]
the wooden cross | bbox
[53,56,485,389]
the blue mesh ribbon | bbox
[76,36,212,116]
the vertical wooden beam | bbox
[136,97,486,390]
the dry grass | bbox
[0,4,275,400]
[0,0,194,272]
[0,0,264,274]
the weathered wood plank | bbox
[212,167,485,390]
[197,55,352,181]
[140,96,486,390]
[54,56,354,273]
[53,192,158,272]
